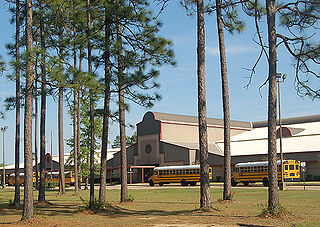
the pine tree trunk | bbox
[87,0,95,209]
[77,89,81,190]
[73,64,78,196]
[22,0,34,220]
[216,0,231,201]
[99,6,111,202]
[34,81,38,190]
[77,53,83,190]
[38,0,46,201]
[117,0,128,202]
[266,0,280,210]
[197,0,212,210]
[58,86,66,194]
[14,0,21,207]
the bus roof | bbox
[235,160,298,167]
[155,165,200,171]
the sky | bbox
[0,1,319,165]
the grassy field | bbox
[0,186,319,226]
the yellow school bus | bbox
[8,172,37,185]
[46,171,75,185]
[148,165,213,186]
[231,160,300,187]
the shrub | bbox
[46,181,59,189]
[126,193,135,202]
[79,196,110,211]
[258,203,289,218]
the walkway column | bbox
[142,168,144,184]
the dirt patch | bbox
[34,201,53,207]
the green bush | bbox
[258,203,289,218]
[46,181,59,189]
[79,196,110,211]
[126,193,135,202]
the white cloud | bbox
[207,45,258,56]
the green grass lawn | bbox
[0,187,319,226]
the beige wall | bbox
[161,122,248,143]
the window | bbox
[186,169,190,174]
[285,165,288,170]
[276,127,292,138]
[296,165,299,170]
[289,165,294,170]
[173,170,176,175]
[196,169,200,174]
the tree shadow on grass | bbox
[90,203,250,219]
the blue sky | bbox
[0,1,318,165]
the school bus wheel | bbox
[189,182,196,186]
[243,181,249,186]
[263,178,269,187]
[231,178,237,186]
[149,179,154,187]
[181,179,187,186]
[159,182,164,186]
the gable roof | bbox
[151,112,252,129]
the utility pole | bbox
[51,131,53,181]
[277,73,287,191]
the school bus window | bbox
[285,165,288,170]
[289,165,294,170]
[185,169,189,174]
[209,168,212,173]
[254,166,257,172]
[296,165,299,170]
[196,169,199,174]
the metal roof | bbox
[155,165,200,170]
[253,114,320,128]
[150,112,252,129]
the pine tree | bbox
[22,0,34,220]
